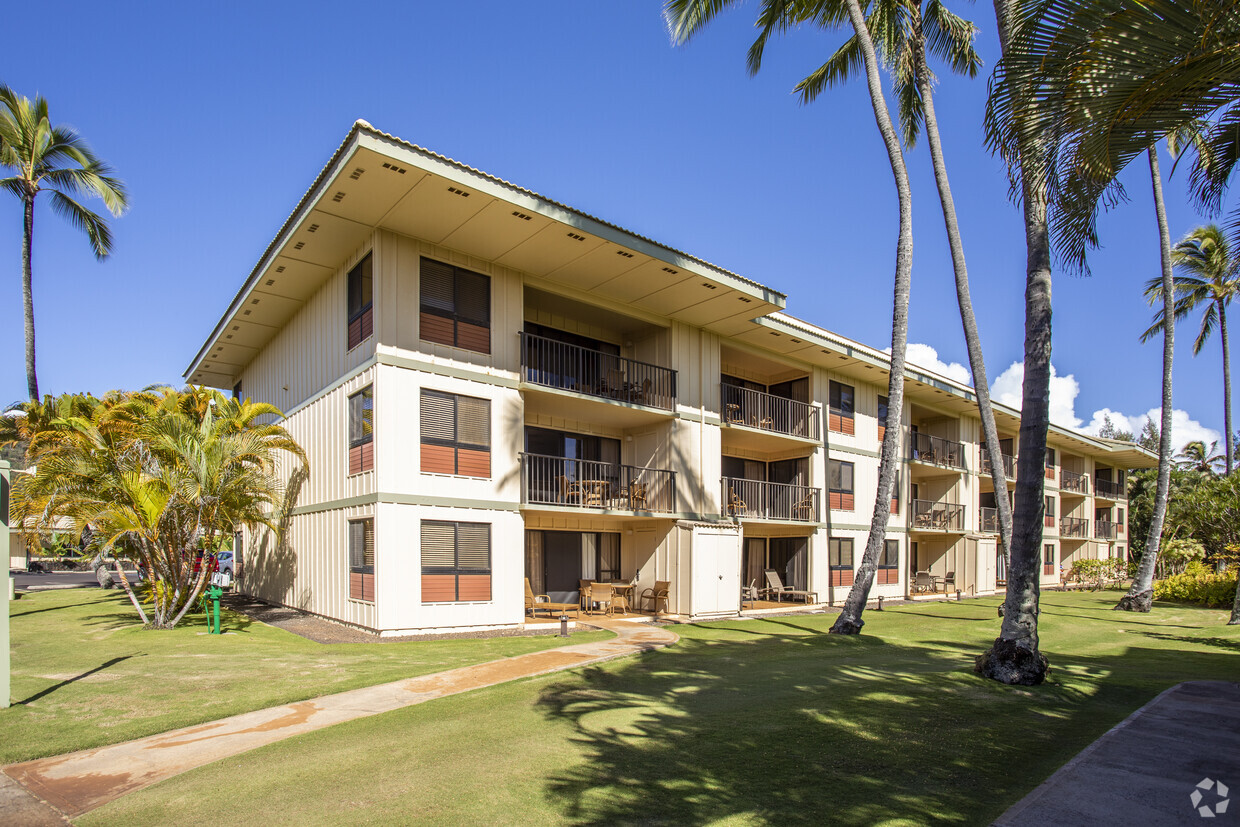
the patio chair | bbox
[727,489,747,517]
[912,571,934,594]
[524,578,579,618]
[640,580,670,614]
[763,569,818,603]
[790,492,815,521]
[942,571,956,593]
[604,369,626,399]
[726,403,746,425]
[741,579,763,605]
[591,583,617,616]
[578,579,593,612]
[557,475,582,505]
[628,481,649,510]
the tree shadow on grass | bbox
[10,601,87,618]
[535,633,1240,825]
[1130,630,1240,654]
[18,655,142,705]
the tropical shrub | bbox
[11,387,306,629]
[1069,558,1125,590]
[1153,566,1239,608]
[1159,538,1206,577]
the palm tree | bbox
[0,87,128,400]
[1118,143,1178,613]
[1174,440,1227,475]
[12,387,306,629]
[1143,225,1239,475]
[786,0,1014,566]
[664,0,914,636]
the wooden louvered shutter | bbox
[420,259,457,347]
[349,519,374,602]
[455,522,491,601]
[348,388,374,474]
[455,269,491,353]
[454,396,491,478]
[420,391,457,474]
[421,521,458,602]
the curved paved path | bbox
[3,618,677,820]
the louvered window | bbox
[420,390,491,477]
[347,254,373,350]
[828,381,855,435]
[829,459,855,511]
[1044,543,1056,576]
[1044,494,1056,528]
[420,258,491,354]
[421,520,492,603]
[348,386,374,474]
[348,518,375,602]
[829,537,854,587]
[878,539,899,585]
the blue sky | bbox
[1,1,1231,449]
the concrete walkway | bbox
[2,618,676,820]
[995,680,1240,826]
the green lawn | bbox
[3,589,609,764]
[78,591,1240,826]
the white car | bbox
[217,551,236,577]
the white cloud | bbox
[892,343,973,386]
[1083,407,1221,454]
[990,361,1083,430]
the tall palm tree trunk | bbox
[22,195,39,401]
[1119,147,1175,611]
[911,17,1013,563]
[975,0,1050,685]
[830,0,913,635]
[1221,299,1233,476]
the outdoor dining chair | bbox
[763,569,818,603]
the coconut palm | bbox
[1142,225,1239,475]
[665,0,914,635]
[0,87,128,400]
[12,387,306,629]
[1118,142,1180,613]
[786,0,1015,566]
[1174,440,1227,475]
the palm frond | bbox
[46,190,115,259]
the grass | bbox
[76,591,1240,826]
[3,588,610,764]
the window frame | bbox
[419,257,492,354]
[348,386,375,474]
[828,380,855,434]
[347,253,374,350]
[420,520,492,603]
[829,537,855,587]
[829,459,855,511]
[348,517,375,603]
[1043,543,1056,576]
[420,390,492,478]
[877,539,899,584]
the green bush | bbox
[1070,558,1125,590]
[1153,568,1239,608]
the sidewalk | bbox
[995,680,1240,825]
[2,618,676,820]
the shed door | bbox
[692,530,741,616]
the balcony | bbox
[1095,478,1126,500]
[980,506,999,533]
[722,477,820,523]
[1061,469,1089,495]
[521,453,676,514]
[907,431,966,472]
[980,451,1016,480]
[1095,519,1118,540]
[910,499,966,532]
[1060,516,1089,538]
[721,383,820,446]
[520,332,676,412]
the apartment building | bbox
[186,122,1156,635]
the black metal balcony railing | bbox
[722,477,820,522]
[980,506,999,533]
[1095,478,1126,500]
[721,383,820,440]
[1095,519,1118,540]
[1061,469,1089,495]
[520,332,677,412]
[980,451,1016,480]
[521,453,676,513]
[907,431,967,470]
[1061,516,1089,538]
[910,499,965,531]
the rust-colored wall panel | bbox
[455,448,491,478]
[456,322,491,354]
[831,569,855,587]
[421,574,458,602]
[420,312,456,347]
[421,444,456,475]
[457,575,492,602]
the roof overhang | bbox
[186,122,786,387]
